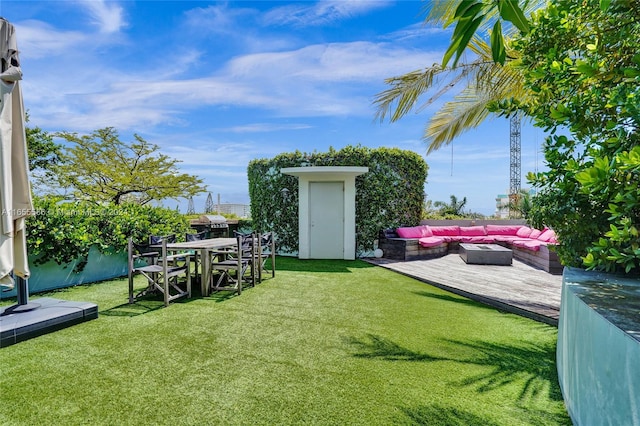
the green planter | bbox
[0,245,127,299]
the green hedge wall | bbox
[27,196,191,271]
[248,145,427,255]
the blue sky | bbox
[2,0,544,216]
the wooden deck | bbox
[365,254,563,326]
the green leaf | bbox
[446,1,483,27]
[497,0,530,33]
[451,15,485,67]
[490,21,506,65]
[442,2,485,67]
[600,0,611,11]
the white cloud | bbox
[263,0,393,27]
[79,0,127,34]
[384,22,450,43]
[222,123,313,133]
[14,2,128,65]
[184,3,257,35]
[24,35,440,131]
[15,20,86,59]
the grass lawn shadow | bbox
[275,256,375,273]
[446,338,564,402]
[400,404,501,426]
[345,333,447,362]
[412,289,499,312]
[100,300,166,316]
[345,333,564,403]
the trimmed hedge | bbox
[26,196,191,271]
[248,145,427,255]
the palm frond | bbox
[374,65,449,123]
[421,35,532,151]
[424,1,460,26]
[469,37,529,100]
[424,86,493,153]
[376,0,547,154]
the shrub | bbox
[27,196,191,271]
[502,1,640,274]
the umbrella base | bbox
[1,302,41,314]
[0,297,98,348]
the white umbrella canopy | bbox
[0,18,33,291]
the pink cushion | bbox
[515,226,533,238]
[396,227,423,239]
[491,235,520,243]
[537,229,557,242]
[485,225,522,236]
[511,239,531,249]
[420,225,433,237]
[429,225,460,236]
[523,240,545,251]
[529,229,543,239]
[511,239,544,251]
[459,226,487,236]
[418,236,446,248]
[460,236,494,243]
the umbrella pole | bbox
[3,276,40,314]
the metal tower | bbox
[204,192,215,213]
[509,114,522,217]
[186,196,195,215]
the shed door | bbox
[309,181,344,259]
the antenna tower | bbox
[186,197,195,215]
[204,192,215,213]
[509,114,522,218]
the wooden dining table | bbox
[161,237,237,297]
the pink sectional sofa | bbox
[379,223,562,274]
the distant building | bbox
[495,188,536,218]
[495,194,510,218]
[215,203,251,218]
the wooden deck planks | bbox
[365,254,563,326]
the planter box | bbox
[558,268,640,425]
[0,246,127,299]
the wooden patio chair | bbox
[209,233,255,295]
[128,238,191,306]
[256,231,275,282]
[149,234,176,245]
[185,231,208,282]
[149,233,189,268]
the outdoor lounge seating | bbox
[379,223,563,274]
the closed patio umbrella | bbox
[0,17,34,295]
[0,19,97,346]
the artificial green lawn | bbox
[0,257,570,425]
